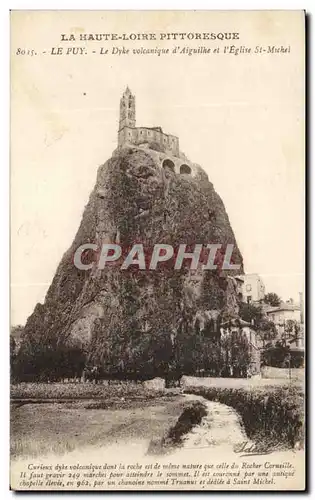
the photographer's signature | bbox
[233,441,278,457]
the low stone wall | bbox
[143,377,166,391]
[261,366,304,380]
[179,374,302,389]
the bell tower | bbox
[119,86,136,131]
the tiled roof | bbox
[221,318,255,329]
[265,302,300,313]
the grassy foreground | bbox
[11,385,187,459]
[11,379,304,458]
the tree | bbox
[220,329,251,378]
[261,342,290,367]
[284,319,300,337]
[258,319,277,346]
[263,292,281,307]
[239,302,263,326]
[284,319,303,347]
[202,340,222,376]
[12,333,87,382]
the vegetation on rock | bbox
[14,147,245,382]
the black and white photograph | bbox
[10,10,305,491]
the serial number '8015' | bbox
[16,48,37,56]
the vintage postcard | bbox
[10,10,305,491]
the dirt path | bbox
[182,394,249,451]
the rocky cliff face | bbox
[21,146,244,378]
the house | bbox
[220,318,261,377]
[265,300,304,349]
[236,273,265,303]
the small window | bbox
[246,284,252,292]
[180,164,191,175]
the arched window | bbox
[162,158,175,173]
[180,164,191,175]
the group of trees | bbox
[239,301,277,345]
[11,314,252,383]
[11,338,86,383]
[239,292,304,368]
[263,292,281,307]
[11,289,302,382]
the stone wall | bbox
[118,126,179,157]
[261,366,304,380]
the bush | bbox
[10,381,163,400]
[147,401,207,455]
[165,402,207,446]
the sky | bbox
[10,11,305,325]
